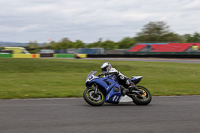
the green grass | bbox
[0,58,200,99]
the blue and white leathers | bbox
[86,71,122,103]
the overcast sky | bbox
[1,0,200,43]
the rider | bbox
[101,62,135,94]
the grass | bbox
[0,58,200,99]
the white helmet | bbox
[101,62,112,72]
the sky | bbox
[1,0,200,43]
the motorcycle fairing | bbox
[130,76,143,84]
[105,83,122,103]
[86,77,122,103]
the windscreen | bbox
[86,71,97,82]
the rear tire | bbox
[128,85,152,105]
[83,88,105,106]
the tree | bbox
[100,40,117,50]
[28,41,38,48]
[135,21,182,43]
[74,40,86,48]
[52,38,73,50]
[49,41,56,49]
[87,38,103,48]
[183,32,200,43]
[118,37,136,49]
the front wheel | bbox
[83,88,105,106]
[128,85,152,105]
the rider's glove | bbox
[98,72,107,77]
[104,72,109,75]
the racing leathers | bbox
[102,67,134,90]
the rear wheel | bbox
[128,85,152,105]
[83,88,105,106]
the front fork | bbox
[94,84,98,94]
[88,83,99,94]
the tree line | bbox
[27,21,200,51]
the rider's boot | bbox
[120,85,129,96]
[127,82,136,92]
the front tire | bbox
[128,85,152,105]
[83,88,105,106]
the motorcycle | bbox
[83,71,152,106]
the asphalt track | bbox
[0,96,200,133]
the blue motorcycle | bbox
[83,71,152,106]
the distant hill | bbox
[0,41,29,47]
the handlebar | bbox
[98,72,109,77]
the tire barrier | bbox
[12,54,40,58]
[87,53,200,58]
[0,54,87,58]
[54,54,74,58]
[0,54,12,58]
[1,53,199,59]
[77,54,87,58]
[40,53,54,57]
[53,54,87,58]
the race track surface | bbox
[0,96,200,133]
